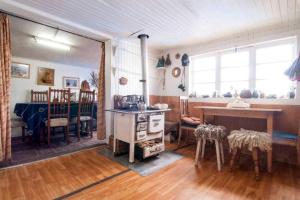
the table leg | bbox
[199,109,204,124]
[267,114,273,173]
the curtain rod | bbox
[0,9,105,44]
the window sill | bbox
[188,97,300,105]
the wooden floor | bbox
[0,144,299,200]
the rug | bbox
[0,132,102,168]
[99,148,183,176]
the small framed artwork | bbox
[63,77,80,89]
[11,62,30,79]
[37,67,55,86]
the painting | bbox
[37,67,55,86]
[11,62,30,79]
[63,77,80,89]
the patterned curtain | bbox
[0,14,12,161]
[97,43,106,140]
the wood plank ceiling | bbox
[1,0,300,49]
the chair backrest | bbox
[31,90,48,102]
[78,89,95,117]
[180,96,189,117]
[47,88,71,121]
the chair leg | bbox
[47,126,51,145]
[22,126,26,142]
[201,139,206,159]
[252,147,260,181]
[296,141,300,168]
[215,140,222,171]
[66,125,70,144]
[89,120,93,138]
[230,148,238,172]
[77,120,81,141]
[220,142,224,164]
[195,139,202,166]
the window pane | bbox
[221,51,249,67]
[256,62,293,80]
[256,80,293,96]
[193,70,215,83]
[192,83,215,96]
[221,81,249,94]
[256,44,294,64]
[193,56,216,70]
[221,67,249,82]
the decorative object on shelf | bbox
[81,80,91,91]
[63,76,80,89]
[285,53,300,81]
[165,54,172,66]
[89,71,99,89]
[37,67,55,86]
[259,91,265,99]
[181,53,190,67]
[252,90,259,98]
[178,83,186,92]
[289,86,296,99]
[266,94,277,99]
[172,67,181,77]
[189,92,196,98]
[119,77,128,85]
[240,89,252,98]
[156,56,165,68]
[11,62,30,79]
[227,99,250,108]
[175,53,181,59]
[223,92,232,98]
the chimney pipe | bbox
[138,34,150,105]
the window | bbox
[190,37,297,98]
[220,51,249,94]
[190,56,216,95]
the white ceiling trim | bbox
[1,0,112,40]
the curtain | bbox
[97,42,106,140]
[0,14,12,161]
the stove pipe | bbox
[138,34,150,105]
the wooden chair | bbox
[75,90,95,140]
[177,96,201,146]
[45,88,71,145]
[31,90,48,102]
[272,123,300,167]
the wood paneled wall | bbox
[150,95,300,165]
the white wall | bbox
[156,24,300,105]
[11,56,96,136]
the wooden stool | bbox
[194,124,226,171]
[228,129,272,180]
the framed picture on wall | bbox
[11,62,30,79]
[37,67,55,86]
[63,77,80,89]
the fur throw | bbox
[228,129,271,152]
[194,124,226,141]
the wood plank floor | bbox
[0,144,299,200]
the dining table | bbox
[193,105,282,172]
[14,102,97,139]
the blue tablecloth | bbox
[14,102,97,137]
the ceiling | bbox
[10,16,101,68]
[1,0,300,49]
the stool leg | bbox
[195,139,202,166]
[220,142,224,164]
[252,147,260,181]
[201,139,206,159]
[230,148,238,172]
[215,140,221,171]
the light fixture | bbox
[35,37,71,51]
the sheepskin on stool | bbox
[194,124,226,141]
[228,129,271,152]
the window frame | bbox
[189,37,297,99]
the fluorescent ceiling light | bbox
[35,37,71,51]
